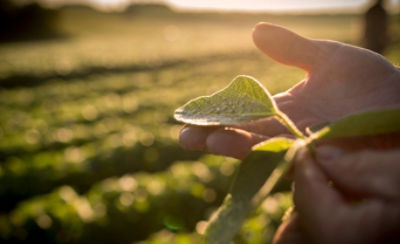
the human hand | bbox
[179,22,400,159]
[273,147,400,244]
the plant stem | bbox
[251,158,289,207]
[251,110,317,205]
[275,110,306,139]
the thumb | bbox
[316,147,400,201]
[252,22,336,72]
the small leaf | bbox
[204,138,293,244]
[231,138,293,199]
[253,138,294,153]
[315,108,400,139]
[174,75,277,125]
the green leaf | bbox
[315,108,400,139]
[204,138,293,244]
[174,75,277,125]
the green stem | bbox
[251,158,289,207]
[253,111,316,205]
[307,142,316,157]
[275,110,306,139]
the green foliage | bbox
[174,75,305,138]
[315,108,400,139]
[2,155,237,243]
[0,8,399,244]
[174,75,277,125]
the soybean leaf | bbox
[204,138,293,244]
[174,75,277,126]
[314,108,400,139]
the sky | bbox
[165,0,397,12]
[40,0,400,13]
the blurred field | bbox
[0,5,399,243]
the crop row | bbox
[0,155,238,243]
[0,53,267,148]
[140,192,291,244]
[0,130,205,211]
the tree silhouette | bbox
[363,0,389,54]
[0,0,61,42]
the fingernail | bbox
[180,126,190,136]
[316,146,342,162]
[205,130,250,160]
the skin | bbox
[274,147,400,244]
[179,22,400,159]
[179,23,400,242]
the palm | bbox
[180,23,400,159]
[276,41,400,130]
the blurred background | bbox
[0,0,399,243]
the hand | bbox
[274,147,400,244]
[179,22,400,159]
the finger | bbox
[295,149,400,244]
[179,125,220,151]
[179,109,289,154]
[235,92,319,136]
[316,147,400,201]
[344,200,400,244]
[233,116,288,137]
[179,125,268,159]
[252,22,331,72]
[206,128,268,159]
[293,151,346,243]
[298,194,400,244]
[273,212,310,244]
[317,132,400,151]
